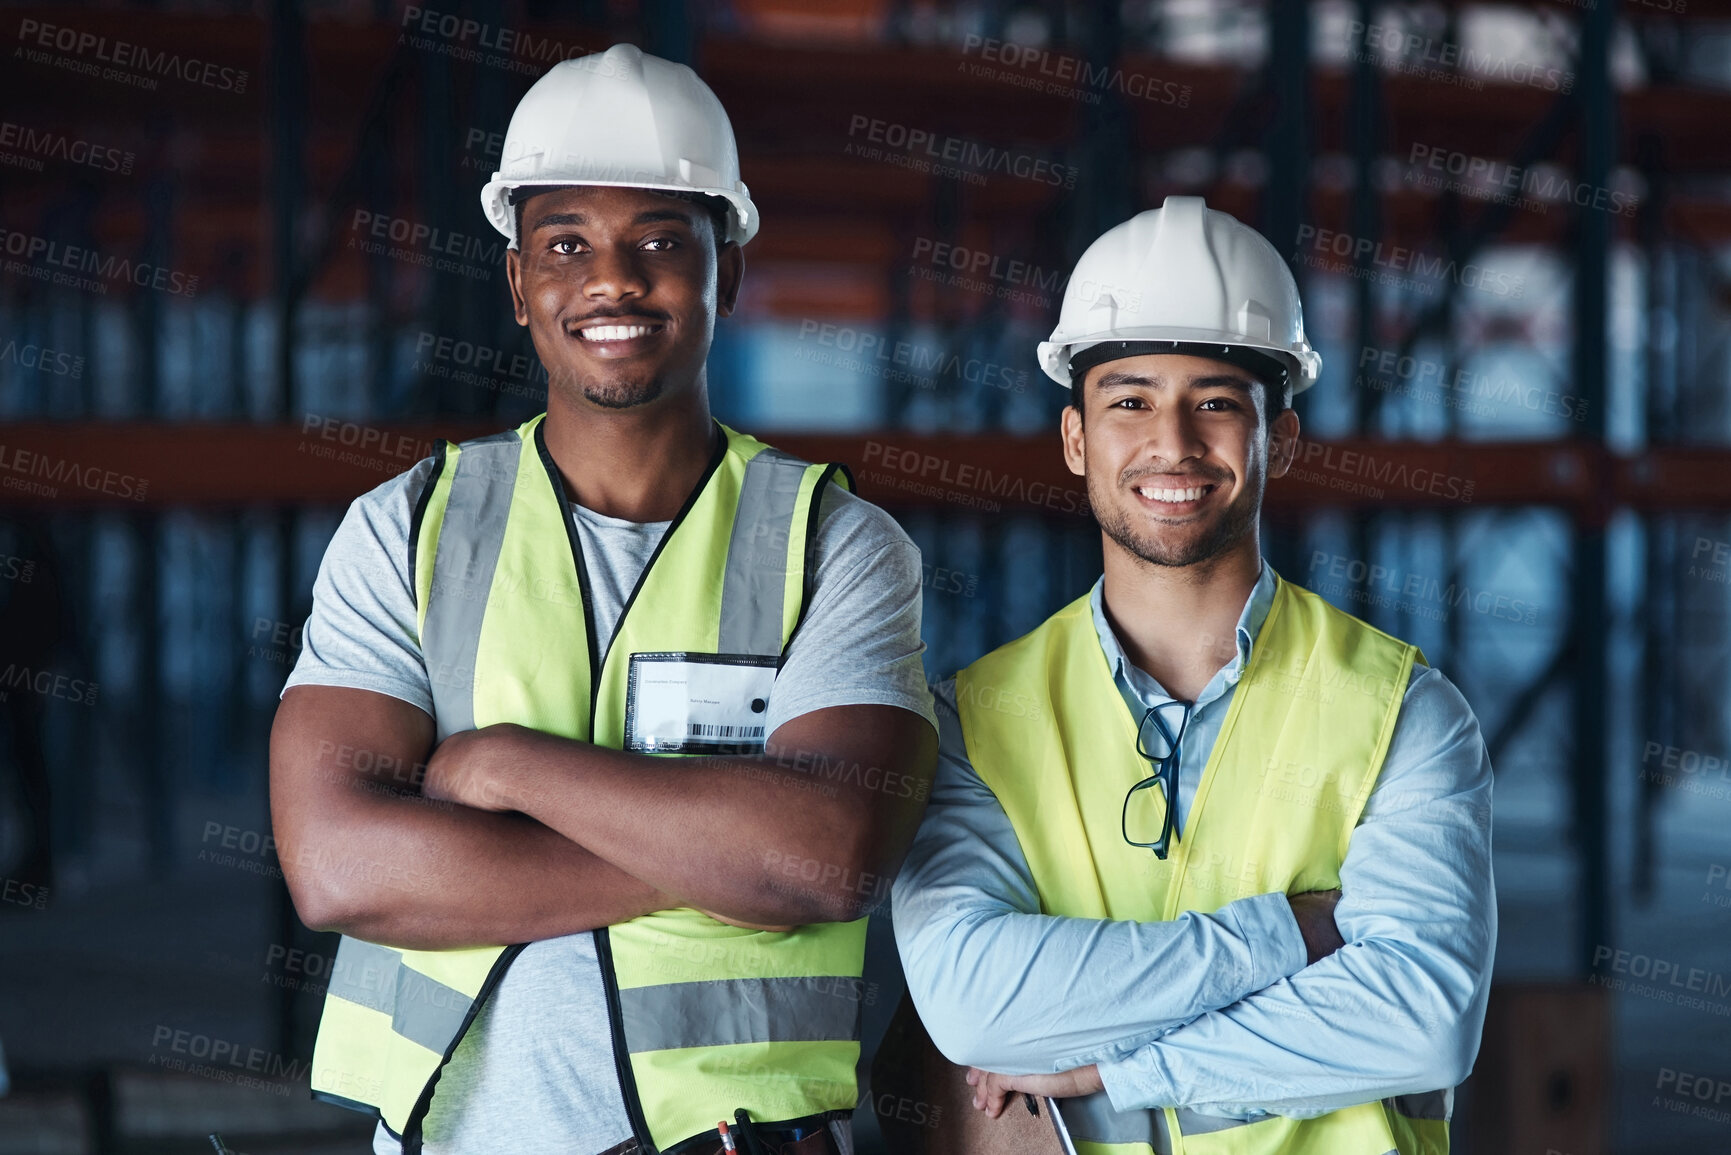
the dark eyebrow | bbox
[632,208,698,227]
[530,211,585,232]
[1092,371,1257,393]
[1190,375,1257,394]
[529,208,697,233]
[1093,371,1158,390]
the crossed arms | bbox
[891,670,1496,1118]
[270,684,936,950]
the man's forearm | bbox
[895,892,1307,1073]
[289,793,670,950]
[271,685,672,950]
[471,713,934,926]
[1094,935,1489,1116]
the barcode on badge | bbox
[687,723,766,739]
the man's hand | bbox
[697,909,796,933]
[964,1066,1103,1117]
[423,724,538,812]
[1287,888,1345,965]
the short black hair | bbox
[511,186,733,251]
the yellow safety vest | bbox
[309,414,869,1152]
[954,576,1450,1155]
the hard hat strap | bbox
[1067,340,1290,398]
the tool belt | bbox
[600,1110,845,1155]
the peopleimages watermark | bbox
[958,35,1191,107]
[0,338,84,379]
[861,439,1089,516]
[0,442,149,501]
[0,120,134,176]
[762,849,894,915]
[0,553,35,584]
[413,330,548,401]
[1589,944,1731,1016]
[199,819,432,892]
[1640,741,1731,802]
[1705,863,1731,910]
[1347,21,1574,94]
[1285,438,1475,503]
[1687,537,1731,586]
[1307,551,1538,627]
[15,18,249,94]
[1653,1067,1731,1123]
[845,115,1077,191]
[792,320,1029,395]
[298,413,436,476]
[1,227,199,299]
[1407,143,1637,218]
[398,5,601,78]
[0,664,98,706]
[2,875,48,910]
[921,561,979,598]
[1557,0,1686,13]
[348,210,503,283]
[1293,225,1525,300]
[1356,345,1587,422]
[907,238,1065,309]
[247,617,303,667]
[149,1026,304,1096]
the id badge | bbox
[624,652,777,754]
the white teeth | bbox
[580,324,654,341]
[1135,486,1207,503]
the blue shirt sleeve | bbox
[1096,665,1498,1117]
[891,679,1310,1074]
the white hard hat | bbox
[481,44,759,249]
[1038,195,1321,394]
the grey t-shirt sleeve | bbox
[281,456,435,716]
[762,482,938,737]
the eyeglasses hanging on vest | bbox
[1122,698,1193,859]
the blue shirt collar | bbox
[1089,560,1279,709]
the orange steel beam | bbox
[0,424,1720,515]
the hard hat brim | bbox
[482,176,759,249]
[1039,326,1320,393]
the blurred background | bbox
[1,0,1728,1151]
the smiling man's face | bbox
[1060,353,1300,569]
[505,185,743,412]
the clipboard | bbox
[1046,1097,1080,1155]
[871,992,1077,1155]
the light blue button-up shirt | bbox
[892,564,1497,1118]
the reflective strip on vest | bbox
[1064,1092,1172,1151]
[718,449,809,656]
[311,937,512,1136]
[423,433,520,742]
[1387,1090,1452,1120]
[618,975,862,1053]
[957,577,1446,1155]
[1063,1097,1274,1152]
[310,416,865,1153]
[324,940,475,1054]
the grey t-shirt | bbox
[281,452,936,1154]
